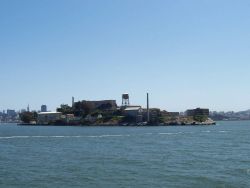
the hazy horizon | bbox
[1,0,250,112]
[1,95,250,113]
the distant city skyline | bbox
[1,0,250,112]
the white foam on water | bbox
[202,130,211,133]
[218,131,228,133]
[31,136,48,138]
[0,136,31,139]
[158,132,182,135]
[98,134,130,138]
[0,134,131,139]
[247,169,250,175]
[86,135,100,138]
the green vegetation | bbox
[193,115,208,122]
[57,104,73,115]
[19,111,37,123]
[56,101,120,125]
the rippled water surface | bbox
[0,121,250,188]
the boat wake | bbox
[0,130,230,140]
[158,132,183,135]
[0,134,131,139]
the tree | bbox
[19,112,37,123]
[73,101,95,117]
[194,115,208,122]
[57,104,73,115]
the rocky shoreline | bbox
[19,119,216,126]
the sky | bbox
[1,0,250,112]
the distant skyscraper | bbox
[41,105,47,112]
[27,105,30,112]
[7,109,16,117]
[21,109,26,113]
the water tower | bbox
[122,93,130,106]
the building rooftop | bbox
[124,106,142,111]
[38,112,62,115]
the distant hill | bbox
[210,109,250,121]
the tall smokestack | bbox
[147,93,150,122]
[72,97,75,107]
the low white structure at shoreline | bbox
[37,112,62,124]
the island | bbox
[18,94,216,126]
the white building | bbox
[37,112,62,124]
[124,106,143,117]
[124,106,143,122]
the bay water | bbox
[0,121,250,187]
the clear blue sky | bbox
[1,0,250,112]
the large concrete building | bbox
[185,108,209,117]
[142,108,161,123]
[124,106,143,117]
[124,106,143,122]
[37,112,62,124]
[74,100,117,111]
